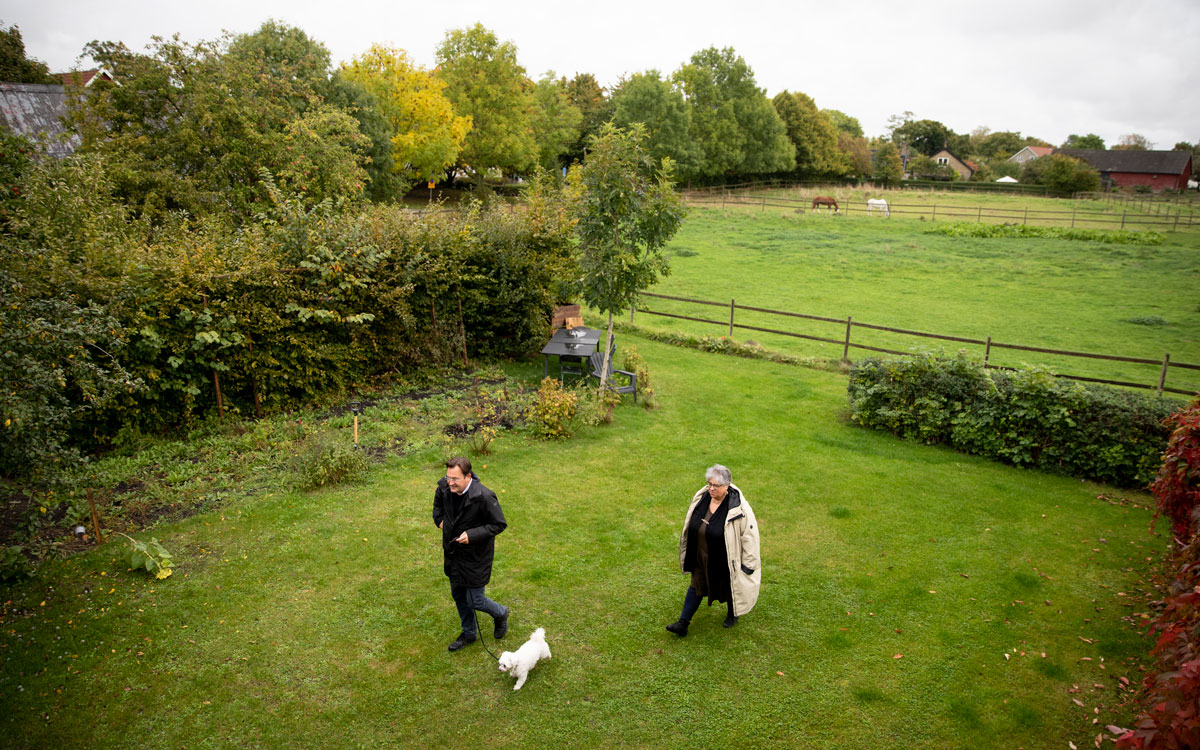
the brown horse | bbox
[811,196,839,213]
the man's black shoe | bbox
[666,619,689,637]
[723,614,739,628]
[448,633,477,652]
[494,607,510,639]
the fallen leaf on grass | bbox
[776,671,784,676]
[893,654,903,659]
[1072,698,1085,707]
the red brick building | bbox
[1056,149,1193,192]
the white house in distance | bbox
[1007,145,1054,165]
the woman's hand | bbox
[455,532,469,544]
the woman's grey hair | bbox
[705,464,731,486]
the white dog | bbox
[497,627,551,690]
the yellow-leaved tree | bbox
[339,44,471,192]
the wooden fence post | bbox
[1023,207,1028,225]
[456,290,469,368]
[630,305,635,323]
[87,488,103,544]
[931,205,937,222]
[1120,210,1126,230]
[728,299,735,337]
[984,336,992,367]
[1158,353,1171,396]
[842,316,853,362]
[1071,206,1077,228]
[977,206,982,223]
[213,369,224,419]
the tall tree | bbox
[976,131,1025,160]
[530,72,583,172]
[1114,133,1153,150]
[872,142,903,185]
[71,26,368,222]
[0,23,54,84]
[886,111,914,141]
[895,119,953,156]
[608,70,701,178]
[673,47,794,178]
[772,91,845,177]
[1062,133,1106,150]
[823,109,863,138]
[569,123,684,386]
[339,44,471,193]
[837,132,872,178]
[435,23,537,183]
[560,72,609,166]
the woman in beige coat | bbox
[666,464,761,636]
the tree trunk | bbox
[599,311,615,390]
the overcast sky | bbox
[6,0,1198,149]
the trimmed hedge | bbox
[848,352,1182,487]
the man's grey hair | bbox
[705,464,732,486]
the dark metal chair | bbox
[587,350,637,403]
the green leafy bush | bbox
[925,222,1164,245]
[848,352,1179,487]
[291,434,371,490]
[621,346,657,408]
[0,545,34,582]
[527,377,578,439]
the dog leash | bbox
[471,608,501,662]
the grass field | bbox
[0,335,1172,749]
[627,204,1200,396]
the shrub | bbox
[621,346,657,408]
[0,545,34,582]
[1116,401,1200,748]
[527,377,578,439]
[925,222,1164,245]
[1149,398,1200,539]
[291,433,371,490]
[848,352,1179,487]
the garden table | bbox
[540,326,601,378]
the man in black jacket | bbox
[433,456,510,652]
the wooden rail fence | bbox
[683,189,1197,230]
[632,291,1200,397]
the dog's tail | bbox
[531,627,546,642]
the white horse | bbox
[866,198,890,217]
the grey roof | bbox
[0,82,80,158]
[1057,149,1192,176]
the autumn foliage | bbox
[1116,397,1200,749]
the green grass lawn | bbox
[0,335,1170,749]
[632,206,1200,395]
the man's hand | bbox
[438,521,443,529]
[455,532,469,544]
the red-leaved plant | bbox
[1116,398,1200,749]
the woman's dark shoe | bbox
[666,619,690,637]
[723,614,739,628]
